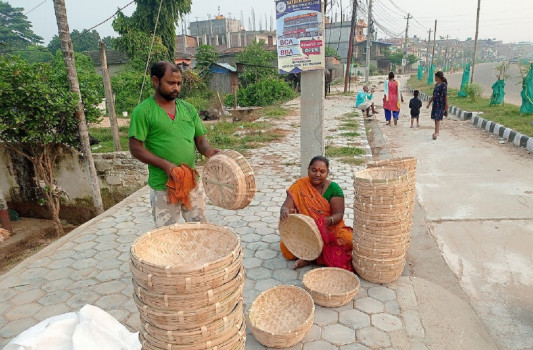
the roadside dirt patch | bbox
[0,218,76,275]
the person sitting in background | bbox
[355,85,378,118]
[279,156,353,271]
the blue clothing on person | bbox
[355,91,373,107]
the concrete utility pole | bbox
[99,41,121,152]
[403,13,411,73]
[430,20,437,68]
[344,0,358,92]
[299,1,325,176]
[365,0,373,82]
[471,0,481,84]
[426,28,432,69]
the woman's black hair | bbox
[388,71,395,80]
[435,70,447,84]
[308,155,329,170]
[151,61,181,80]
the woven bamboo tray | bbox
[279,214,323,261]
[247,285,314,348]
[354,207,409,223]
[302,268,360,307]
[130,253,242,294]
[139,319,246,350]
[354,200,410,212]
[140,300,243,345]
[354,167,409,184]
[133,268,244,310]
[141,301,244,344]
[221,149,256,209]
[353,231,410,248]
[367,157,417,172]
[135,284,243,330]
[353,261,405,284]
[353,239,407,260]
[130,223,241,274]
[202,150,255,210]
[352,252,406,272]
[354,192,413,205]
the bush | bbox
[183,95,210,112]
[224,94,237,108]
[234,78,295,107]
[369,64,378,76]
[466,83,483,102]
[111,68,152,116]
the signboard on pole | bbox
[275,0,325,74]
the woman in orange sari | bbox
[280,156,353,271]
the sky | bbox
[6,0,533,45]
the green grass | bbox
[89,126,130,153]
[325,145,366,157]
[340,132,361,137]
[339,157,367,166]
[260,105,291,120]
[408,76,533,137]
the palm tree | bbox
[52,0,103,216]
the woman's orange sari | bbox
[280,177,353,271]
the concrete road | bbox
[369,79,533,349]
[446,62,525,106]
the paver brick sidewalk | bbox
[0,93,428,350]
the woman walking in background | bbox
[426,71,448,140]
[383,72,404,125]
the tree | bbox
[112,11,169,70]
[10,45,54,63]
[236,40,278,87]
[194,45,219,79]
[407,54,419,66]
[383,48,403,67]
[325,46,341,60]
[48,29,101,54]
[0,1,43,50]
[114,0,192,59]
[0,56,80,235]
[53,0,103,215]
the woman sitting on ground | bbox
[279,156,353,271]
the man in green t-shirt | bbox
[129,61,219,227]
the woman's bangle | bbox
[329,217,334,225]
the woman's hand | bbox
[280,207,290,221]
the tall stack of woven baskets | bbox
[352,157,417,283]
[129,223,246,350]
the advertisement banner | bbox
[275,0,325,74]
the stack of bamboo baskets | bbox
[129,223,245,350]
[352,157,417,283]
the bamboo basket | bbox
[247,285,314,348]
[367,157,417,203]
[135,284,243,331]
[130,223,241,275]
[279,214,323,261]
[353,262,405,284]
[353,207,409,223]
[221,149,256,209]
[302,268,360,307]
[354,221,412,236]
[202,150,255,210]
[129,252,242,294]
[140,300,243,345]
[139,319,246,350]
[133,268,244,310]
[352,253,405,272]
[353,238,407,260]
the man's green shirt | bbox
[129,97,207,190]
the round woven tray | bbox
[202,150,256,210]
[221,149,256,209]
[130,223,241,274]
[353,260,405,284]
[139,319,246,350]
[352,252,406,272]
[354,228,412,244]
[247,285,314,348]
[367,157,417,172]
[354,167,409,184]
[354,207,409,223]
[135,284,243,330]
[279,214,323,261]
[140,300,243,345]
[302,268,360,307]
[133,268,244,310]
[353,237,407,260]
[130,250,242,294]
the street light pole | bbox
[471,0,481,84]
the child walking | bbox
[409,90,422,128]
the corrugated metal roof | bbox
[214,62,237,72]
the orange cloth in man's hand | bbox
[166,164,198,210]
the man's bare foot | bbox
[386,121,391,125]
[293,259,312,269]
